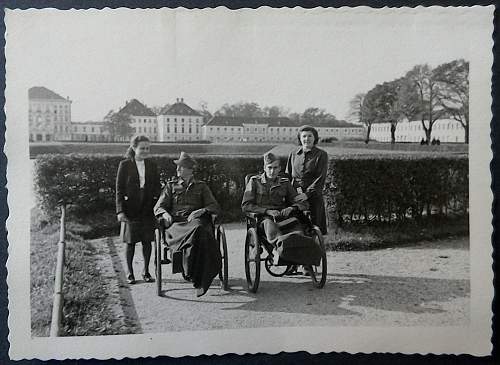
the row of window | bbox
[136,127,157,134]
[133,118,156,124]
[374,122,461,132]
[29,104,70,113]
[206,126,363,134]
[166,125,199,134]
[164,117,202,123]
[29,115,70,123]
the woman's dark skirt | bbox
[121,188,156,244]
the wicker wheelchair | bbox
[154,215,229,296]
[243,175,327,293]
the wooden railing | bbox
[50,204,66,337]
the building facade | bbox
[370,119,466,143]
[203,116,366,143]
[157,98,204,142]
[118,99,158,141]
[29,86,72,142]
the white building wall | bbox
[29,99,72,142]
[158,114,202,141]
[370,119,465,143]
[131,116,158,141]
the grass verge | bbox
[325,216,469,251]
[31,207,131,336]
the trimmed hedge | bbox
[34,153,468,227]
[325,155,468,225]
[34,154,264,222]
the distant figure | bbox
[420,138,426,145]
[431,138,437,145]
[436,139,441,145]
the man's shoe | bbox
[303,266,313,276]
[196,287,208,297]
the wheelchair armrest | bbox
[245,212,264,220]
[211,213,219,225]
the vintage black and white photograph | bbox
[4,6,494,360]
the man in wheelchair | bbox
[154,152,222,297]
[241,152,323,269]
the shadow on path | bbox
[106,237,143,334]
[221,273,469,316]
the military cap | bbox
[263,152,279,165]
[174,151,196,169]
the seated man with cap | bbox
[154,151,222,297]
[241,152,322,267]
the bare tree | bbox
[347,93,366,124]
[405,64,445,143]
[434,59,469,143]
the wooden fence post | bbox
[50,204,66,337]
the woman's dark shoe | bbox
[286,265,303,276]
[127,274,136,285]
[143,273,155,283]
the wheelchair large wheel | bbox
[244,227,261,293]
[308,227,327,289]
[217,225,229,291]
[264,257,292,277]
[155,229,162,296]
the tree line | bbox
[348,59,469,144]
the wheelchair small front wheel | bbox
[245,227,261,293]
[264,257,292,277]
[309,227,327,289]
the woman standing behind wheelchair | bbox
[286,125,328,235]
[116,135,161,285]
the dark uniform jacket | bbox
[241,173,308,215]
[115,158,161,243]
[154,177,221,221]
[285,146,328,234]
[241,173,321,266]
[154,176,222,292]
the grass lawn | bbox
[30,207,131,336]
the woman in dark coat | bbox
[285,125,328,235]
[116,135,161,284]
[154,152,222,297]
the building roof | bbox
[119,99,156,117]
[312,119,363,128]
[161,99,202,116]
[206,116,298,127]
[206,116,364,129]
[29,86,69,101]
[71,121,107,125]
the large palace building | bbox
[29,86,72,142]
[28,87,466,144]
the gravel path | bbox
[98,223,469,333]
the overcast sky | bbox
[6,7,478,122]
